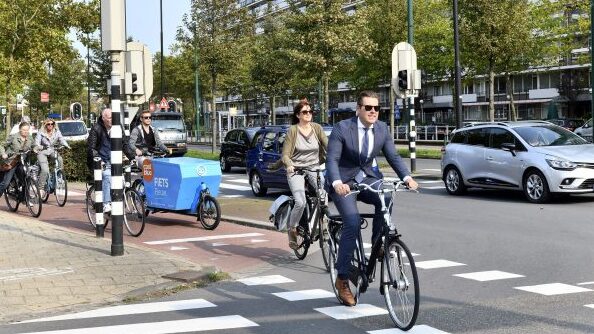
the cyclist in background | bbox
[35,118,70,197]
[279,99,328,250]
[128,110,171,165]
[0,122,35,196]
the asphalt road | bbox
[4,176,594,333]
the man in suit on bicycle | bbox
[326,90,418,306]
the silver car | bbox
[441,121,594,203]
[574,118,592,141]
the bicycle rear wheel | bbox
[5,178,20,212]
[25,178,42,218]
[292,220,309,260]
[124,189,145,237]
[86,185,109,230]
[198,194,221,230]
[381,238,419,330]
[54,171,67,207]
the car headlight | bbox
[545,155,577,170]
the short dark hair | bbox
[291,98,310,125]
[357,90,379,106]
[141,110,151,117]
[19,122,30,129]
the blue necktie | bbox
[360,127,369,165]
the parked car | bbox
[246,126,289,196]
[55,120,88,142]
[219,127,259,172]
[441,121,594,203]
[574,118,592,140]
[547,118,584,132]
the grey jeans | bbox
[37,150,63,190]
[287,169,324,229]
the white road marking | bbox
[515,283,593,296]
[368,324,450,333]
[19,299,216,323]
[272,289,335,301]
[365,251,419,258]
[578,281,594,286]
[226,179,249,184]
[422,186,445,190]
[454,270,524,282]
[66,190,85,197]
[219,183,252,191]
[169,246,188,251]
[315,304,388,320]
[585,304,594,309]
[0,268,74,282]
[423,168,441,172]
[212,242,229,247]
[144,233,264,245]
[16,315,258,333]
[414,260,466,270]
[237,275,294,286]
[250,239,268,243]
[419,180,443,184]
[220,195,244,198]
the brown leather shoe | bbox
[335,277,356,306]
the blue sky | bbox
[73,0,191,57]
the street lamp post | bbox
[453,0,463,128]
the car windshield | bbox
[514,125,588,147]
[57,122,87,136]
[152,115,185,131]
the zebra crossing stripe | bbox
[219,183,252,191]
[19,299,216,323]
[367,324,450,333]
[315,304,387,320]
[226,179,249,184]
[16,315,258,334]
[237,275,294,286]
[272,289,335,301]
[144,233,265,245]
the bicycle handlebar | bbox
[348,180,419,196]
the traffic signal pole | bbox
[407,0,416,173]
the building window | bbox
[433,85,441,96]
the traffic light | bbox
[70,102,82,120]
[124,72,138,95]
[398,70,409,91]
[168,100,177,112]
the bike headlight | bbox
[545,155,577,171]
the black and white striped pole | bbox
[93,157,104,238]
[101,0,126,256]
[408,95,416,173]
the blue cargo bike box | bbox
[143,157,221,210]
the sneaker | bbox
[288,228,298,250]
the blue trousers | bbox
[329,176,392,279]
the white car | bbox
[574,118,592,141]
[55,120,89,142]
[10,124,38,136]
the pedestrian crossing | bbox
[218,175,445,198]
[8,244,593,334]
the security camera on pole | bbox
[392,42,422,172]
[101,0,126,256]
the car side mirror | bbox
[500,142,516,156]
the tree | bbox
[460,0,545,121]
[0,0,98,132]
[283,0,369,123]
[178,0,254,152]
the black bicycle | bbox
[327,180,419,330]
[39,144,68,207]
[4,150,42,218]
[277,168,330,270]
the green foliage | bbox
[184,149,219,161]
[60,140,90,182]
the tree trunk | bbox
[488,69,495,122]
[211,75,217,153]
[271,95,276,125]
[507,74,517,121]
[323,75,329,124]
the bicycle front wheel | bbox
[5,178,20,212]
[124,189,145,237]
[197,194,221,230]
[319,216,330,272]
[25,178,42,218]
[54,171,67,207]
[381,238,419,330]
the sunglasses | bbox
[142,116,152,120]
[360,105,380,112]
[300,110,313,115]
[46,123,55,126]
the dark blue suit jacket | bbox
[326,117,410,187]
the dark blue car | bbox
[246,125,333,196]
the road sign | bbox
[159,97,168,110]
[0,106,6,115]
[149,102,155,112]
[41,92,49,103]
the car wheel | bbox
[220,155,231,172]
[250,171,267,197]
[444,166,466,195]
[523,170,551,204]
